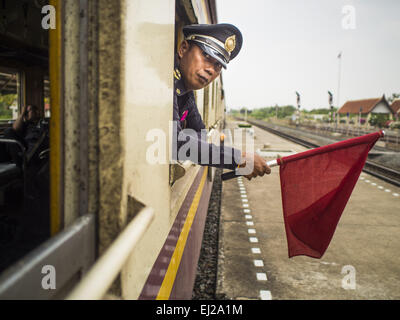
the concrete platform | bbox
[217,120,400,300]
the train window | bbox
[0,1,51,275]
[0,68,21,122]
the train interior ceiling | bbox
[0,0,50,272]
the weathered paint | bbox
[139,167,213,299]
[120,0,176,299]
[63,0,81,227]
[97,0,126,295]
[86,0,100,221]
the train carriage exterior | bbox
[0,0,227,300]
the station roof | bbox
[391,99,400,114]
[338,95,392,115]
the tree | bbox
[0,94,17,119]
[368,114,390,128]
[387,93,400,104]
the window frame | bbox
[0,66,24,121]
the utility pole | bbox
[337,52,342,113]
[328,91,333,126]
[295,91,301,127]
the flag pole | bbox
[221,159,279,181]
[221,130,385,181]
[267,159,279,167]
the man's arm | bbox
[173,95,242,170]
[12,105,27,134]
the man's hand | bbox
[12,105,28,133]
[239,152,271,180]
[20,105,28,121]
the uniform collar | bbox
[174,55,191,97]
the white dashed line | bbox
[260,290,272,300]
[385,189,391,192]
[237,176,274,299]
[360,177,365,180]
[393,193,399,197]
[256,273,268,281]
[371,183,377,186]
[254,260,264,267]
[365,180,370,183]
[378,186,384,189]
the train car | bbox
[0,0,227,299]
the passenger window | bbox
[0,69,21,122]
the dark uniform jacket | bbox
[172,58,241,170]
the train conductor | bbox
[173,23,270,180]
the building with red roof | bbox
[337,95,394,125]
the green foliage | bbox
[368,113,390,128]
[305,108,337,115]
[0,94,17,119]
[390,122,400,130]
[251,105,296,120]
[230,106,339,120]
[387,93,400,104]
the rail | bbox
[66,206,155,300]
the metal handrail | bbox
[66,206,155,300]
[0,138,26,154]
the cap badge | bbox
[225,35,236,54]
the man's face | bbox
[26,105,40,123]
[178,41,222,91]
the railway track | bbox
[244,119,400,188]
[302,124,400,145]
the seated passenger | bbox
[4,104,48,167]
[3,104,50,239]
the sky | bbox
[216,0,400,111]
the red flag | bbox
[277,131,383,258]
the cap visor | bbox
[194,42,227,69]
